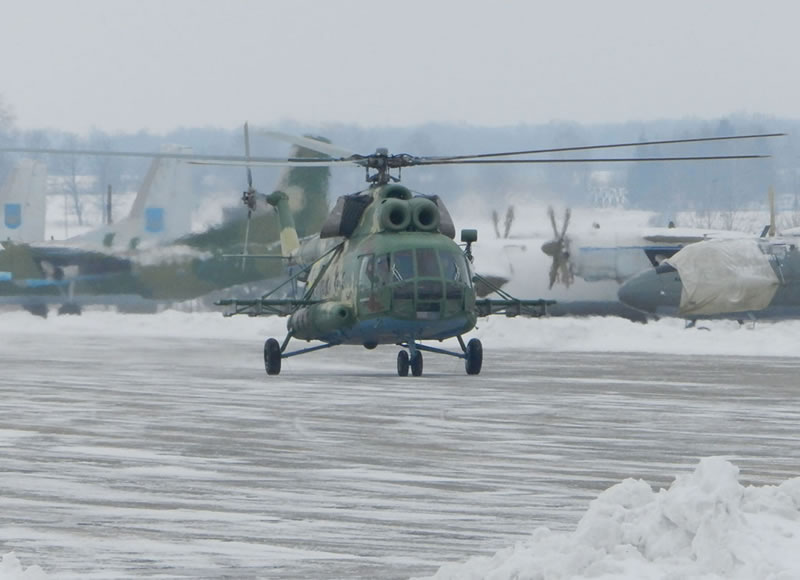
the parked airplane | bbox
[1,159,47,243]
[472,205,743,318]
[70,145,194,250]
[0,140,330,316]
[617,233,800,320]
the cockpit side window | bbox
[439,250,470,285]
[358,254,374,293]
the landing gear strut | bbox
[395,336,483,377]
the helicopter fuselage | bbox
[289,231,477,346]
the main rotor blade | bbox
[256,129,354,158]
[0,146,357,167]
[414,154,771,166]
[422,133,785,162]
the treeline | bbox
[1,114,797,218]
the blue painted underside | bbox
[316,314,474,345]
[11,273,124,288]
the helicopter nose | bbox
[541,240,559,257]
[618,264,682,313]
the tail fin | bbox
[0,160,47,242]
[274,138,331,238]
[72,145,193,248]
[266,191,300,257]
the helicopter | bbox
[0,130,783,375]
[207,130,783,377]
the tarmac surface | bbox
[1,329,799,579]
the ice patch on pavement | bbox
[415,457,800,580]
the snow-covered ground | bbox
[1,311,800,579]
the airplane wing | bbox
[641,227,747,244]
[475,298,553,317]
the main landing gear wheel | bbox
[465,338,483,375]
[410,351,423,377]
[397,350,409,376]
[58,303,82,316]
[24,304,48,318]
[264,338,282,375]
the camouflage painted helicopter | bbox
[1,130,781,375]
[207,131,781,376]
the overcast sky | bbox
[2,0,798,135]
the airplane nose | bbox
[618,266,678,312]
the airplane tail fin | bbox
[72,145,193,248]
[121,145,193,245]
[0,160,47,242]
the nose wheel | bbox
[397,349,423,376]
[397,350,409,376]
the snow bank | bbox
[3,310,800,357]
[0,553,46,580]
[416,457,800,580]
[0,309,288,341]
[472,315,800,357]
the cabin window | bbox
[392,250,414,281]
[416,248,440,277]
[374,254,390,286]
[358,255,374,294]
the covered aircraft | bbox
[617,234,800,320]
[472,205,743,318]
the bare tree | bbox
[55,135,86,227]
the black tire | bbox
[465,338,483,375]
[410,351,423,377]
[264,338,282,375]
[58,303,82,316]
[397,350,409,376]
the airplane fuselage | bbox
[618,237,800,319]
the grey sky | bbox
[2,0,798,134]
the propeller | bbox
[241,122,255,269]
[541,206,574,289]
[503,206,515,238]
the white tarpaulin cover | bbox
[667,238,779,316]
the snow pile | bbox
[0,309,288,341]
[0,553,46,580]
[472,315,800,357]
[416,457,800,580]
[3,310,800,358]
